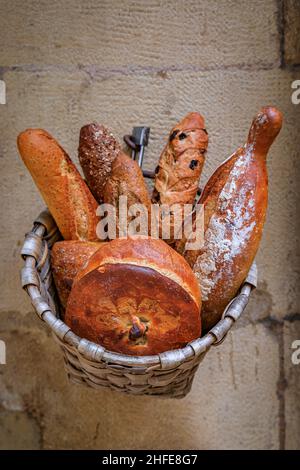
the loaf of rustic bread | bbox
[103,152,151,237]
[180,106,282,331]
[152,112,208,244]
[17,129,99,241]
[78,123,121,203]
[51,240,104,309]
[65,237,201,356]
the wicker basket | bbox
[20,210,257,399]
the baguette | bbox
[78,123,121,203]
[65,237,201,356]
[152,112,208,244]
[17,129,99,241]
[181,107,282,330]
[103,152,151,237]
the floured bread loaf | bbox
[65,237,201,355]
[181,107,282,330]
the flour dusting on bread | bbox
[194,145,257,300]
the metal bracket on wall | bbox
[124,127,155,179]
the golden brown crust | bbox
[103,152,151,236]
[17,129,99,241]
[76,236,201,305]
[152,112,208,206]
[51,241,104,309]
[186,107,283,330]
[176,149,242,262]
[78,123,121,203]
[65,237,201,355]
[152,113,208,244]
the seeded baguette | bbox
[78,123,121,203]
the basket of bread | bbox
[19,106,282,398]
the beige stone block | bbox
[0,0,279,68]
[0,0,298,453]
[0,316,280,449]
[1,67,299,318]
[0,411,41,449]
[285,0,300,65]
[284,320,300,449]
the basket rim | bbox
[21,209,257,370]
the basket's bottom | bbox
[67,372,195,399]
[55,335,206,399]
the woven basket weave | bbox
[20,210,257,399]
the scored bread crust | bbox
[17,129,99,241]
[75,236,201,305]
[152,112,208,245]
[65,237,201,356]
[103,152,151,236]
[176,148,243,260]
[185,107,283,331]
[51,240,104,309]
[152,112,208,206]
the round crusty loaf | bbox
[65,237,201,356]
[51,240,105,309]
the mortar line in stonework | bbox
[277,0,286,69]
[0,61,282,79]
[277,322,287,450]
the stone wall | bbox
[0,0,299,449]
